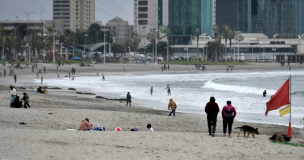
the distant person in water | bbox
[123,67,126,72]
[263,90,267,97]
[165,84,171,95]
[126,92,131,107]
[150,87,153,95]
[102,74,105,81]
[41,76,43,84]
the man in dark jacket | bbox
[205,97,220,137]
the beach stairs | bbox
[45,54,70,64]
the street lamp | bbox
[60,42,64,57]
[92,28,99,44]
[84,34,88,60]
[72,41,75,61]
[272,46,276,62]
[129,34,131,63]
[184,48,188,61]
[155,30,160,65]
[101,29,108,64]
[143,26,146,46]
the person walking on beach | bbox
[7,85,17,107]
[165,84,171,95]
[222,101,237,136]
[263,90,267,97]
[123,67,126,72]
[126,92,132,107]
[97,72,99,76]
[4,69,6,77]
[20,93,30,108]
[37,72,39,78]
[32,66,34,72]
[102,74,105,81]
[58,74,59,79]
[150,87,153,95]
[44,67,46,73]
[205,97,220,137]
[41,76,43,84]
[168,98,177,116]
[14,74,17,83]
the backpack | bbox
[224,106,234,118]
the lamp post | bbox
[184,48,188,61]
[129,34,131,63]
[101,29,108,64]
[93,28,99,44]
[143,26,146,46]
[84,34,88,60]
[272,46,276,62]
[72,41,75,61]
[53,33,55,65]
[60,42,63,57]
[155,30,159,65]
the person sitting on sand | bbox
[168,98,177,116]
[11,96,23,108]
[147,124,154,132]
[79,118,94,131]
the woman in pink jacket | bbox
[221,101,237,136]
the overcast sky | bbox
[0,0,134,24]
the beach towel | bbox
[269,140,304,147]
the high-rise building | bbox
[134,0,168,48]
[53,0,95,33]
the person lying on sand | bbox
[79,118,94,131]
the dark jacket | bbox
[205,102,220,117]
[21,95,29,103]
[126,94,131,101]
[11,99,23,108]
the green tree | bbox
[222,24,230,57]
[196,28,200,60]
[157,41,173,59]
[227,29,234,58]
[45,25,61,61]
[131,32,141,53]
[212,24,219,61]
[63,29,78,60]
[111,43,125,58]
[146,28,160,63]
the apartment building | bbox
[53,0,95,33]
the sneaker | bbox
[212,134,215,137]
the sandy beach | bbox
[0,63,304,160]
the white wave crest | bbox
[203,80,277,95]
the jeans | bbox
[126,100,131,107]
[169,110,175,116]
[207,115,217,135]
[223,117,234,134]
[24,102,30,108]
[10,95,16,107]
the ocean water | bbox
[34,70,304,128]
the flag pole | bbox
[288,75,292,139]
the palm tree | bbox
[227,29,234,59]
[63,29,78,60]
[146,28,160,63]
[163,25,171,62]
[212,24,219,61]
[234,34,244,60]
[131,32,141,53]
[222,24,230,58]
[216,34,223,61]
[45,25,61,63]
[196,28,200,61]
[0,24,6,60]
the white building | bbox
[134,0,168,48]
[53,0,95,33]
[171,33,304,61]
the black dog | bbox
[235,125,259,138]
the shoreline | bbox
[1,63,304,159]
